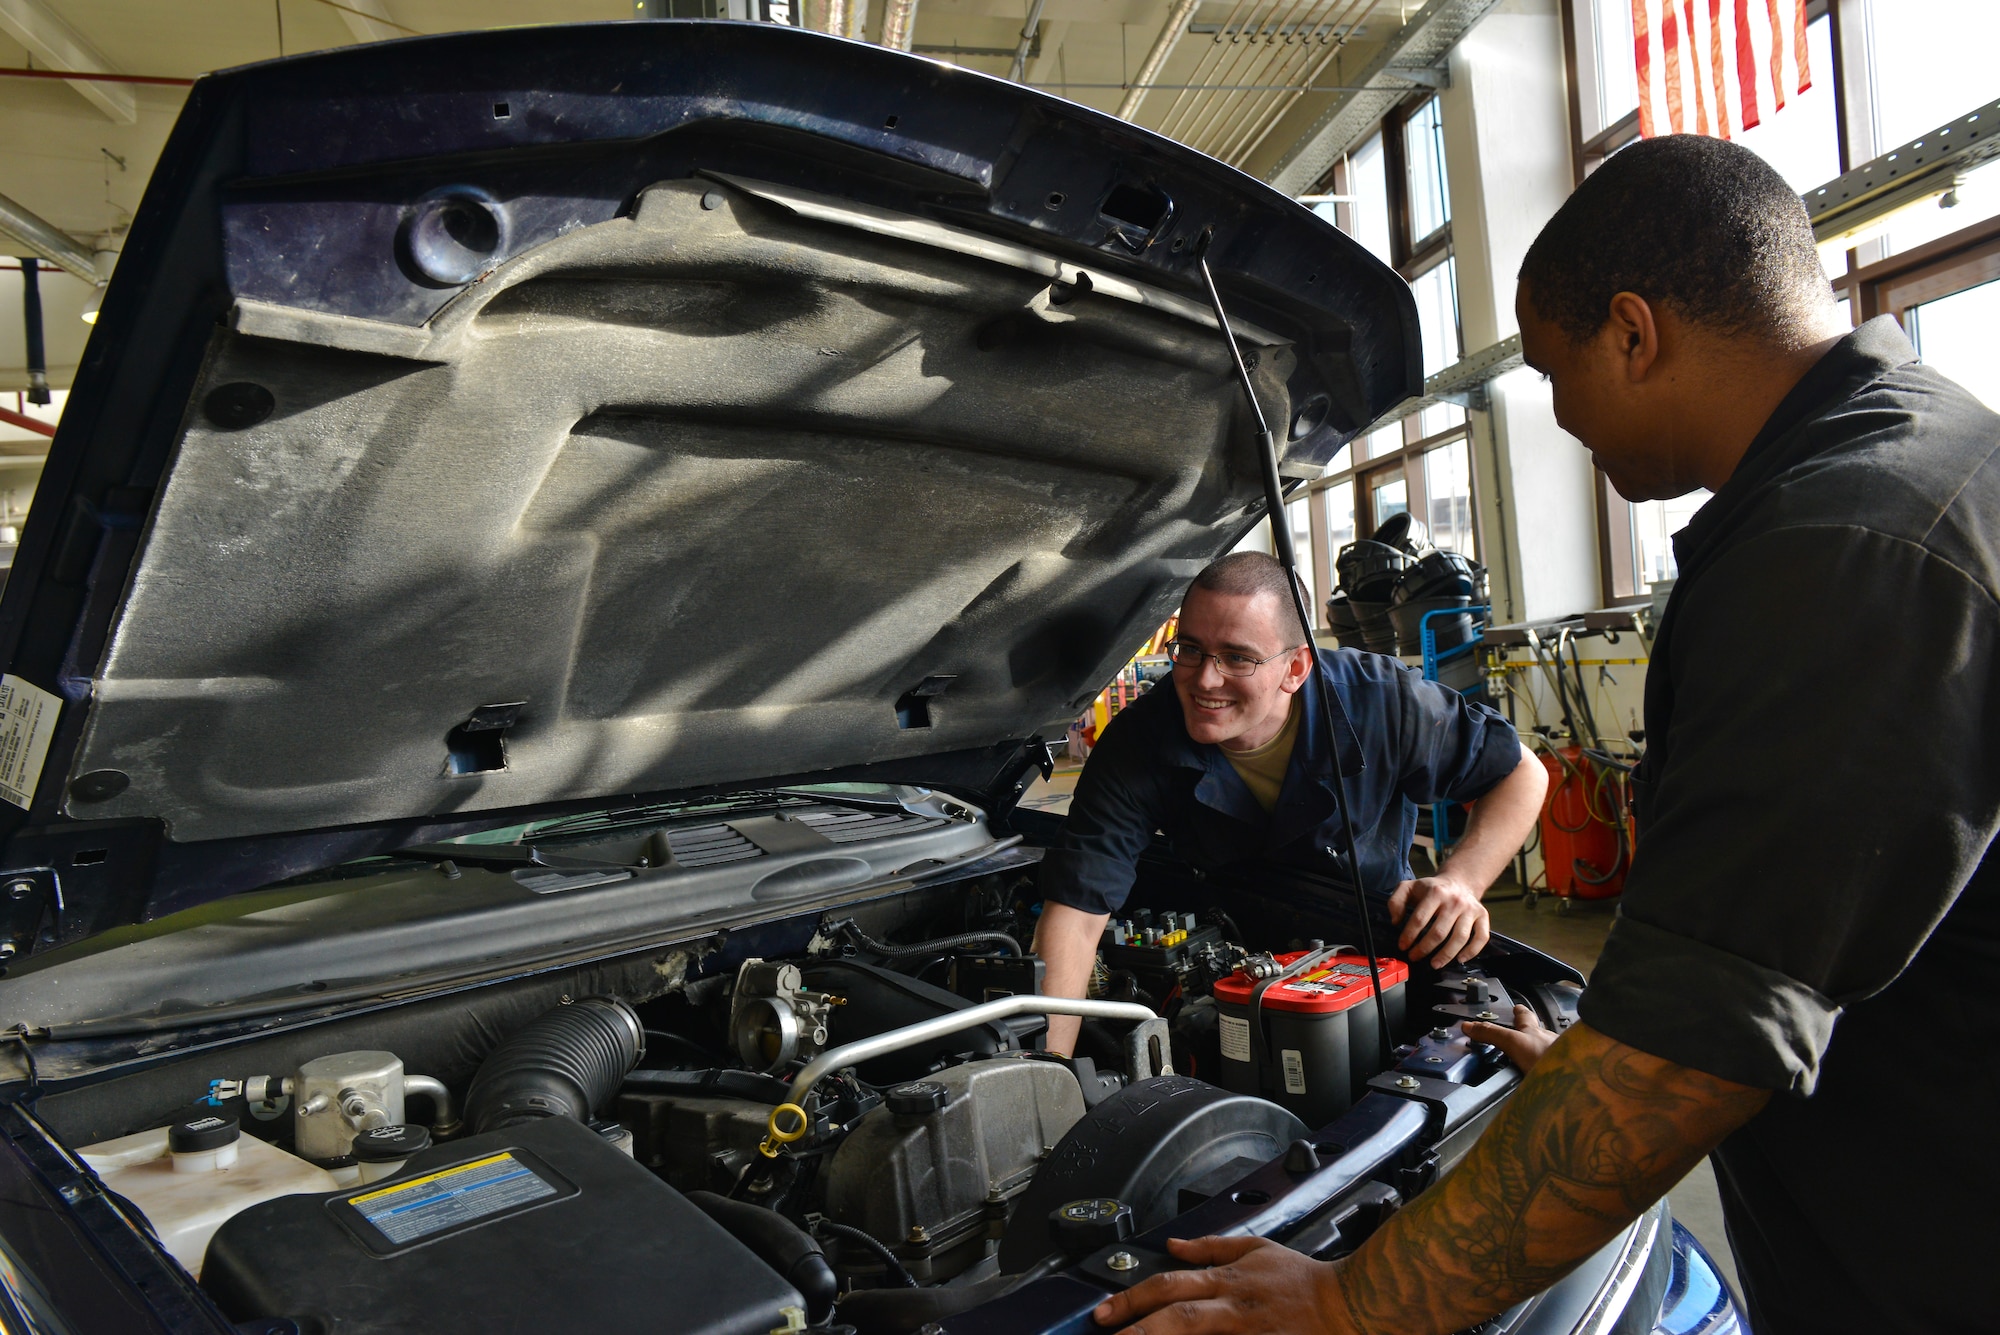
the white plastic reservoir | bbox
[81,1115,341,1276]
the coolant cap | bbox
[168,1113,240,1153]
[884,1081,948,1117]
[351,1123,432,1163]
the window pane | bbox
[1908,279,2000,412]
[1423,439,1475,561]
[1362,423,1403,460]
[1403,97,1450,244]
[1371,473,1408,529]
[1323,479,1356,557]
[1731,15,1840,195]
[1410,256,1461,377]
[1344,133,1394,266]
[1589,0,1639,133]
[1629,490,1712,591]
[1410,256,1463,438]
[1325,442,1352,475]
[1864,0,2000,151]
[1286,495,1317,621]
[1866,1,2000,255]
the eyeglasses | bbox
[1163,640,1300,677]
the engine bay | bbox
[40,868,1581,1335]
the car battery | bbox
[1213,952,1409,1128]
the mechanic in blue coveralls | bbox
[1032,551,1548,1057]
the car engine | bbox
[63,883,1575,1335]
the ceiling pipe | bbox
[1117,0,1203,121]
[880,0,919,50]
[0,191,97,281]
[0,405,55,439]
[1005,0,1048,81]
[0,65,193,86]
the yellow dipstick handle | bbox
[760,1102,810,1158]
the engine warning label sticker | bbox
[0,676,59,810]
[1219,1013,1251,1063]
[347,1152,559,1247]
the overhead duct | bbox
[0,191,99,281]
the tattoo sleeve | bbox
[1333,1023,1771,1334]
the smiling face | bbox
[1171,584,1315,751]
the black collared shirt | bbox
[1037,648,1522,915]
[1577,318,2000,1333]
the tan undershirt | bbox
[1223,698,1300,813]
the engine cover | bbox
[822,1055,1086,1284]
[997,1075,1307,1272]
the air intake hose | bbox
[464,997,644,1134]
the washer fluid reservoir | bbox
[81,1114,342,1276]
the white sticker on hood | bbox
[0,676,61,810]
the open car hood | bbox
[0,21,1418,938]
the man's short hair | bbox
[1519,134,1829,345]
[1188,551,1309,644]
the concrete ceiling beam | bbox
[333,0,406,44]
[0,0,136,123]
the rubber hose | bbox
[463,997,644,1134]
[838,1251,1067,1335]
[815,1220,919,1288]
[685,1192,837,1323]
[838,923,1021,959]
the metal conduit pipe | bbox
[1227,0,1382,166]
[1174,0,1322,152]
[1118,0,1204,120]
[1005,0,1048,81]
[0,191,99,280]
[1199,0,1357,160]
[788,995,1158,1104]
[1145,0,1249,129]
[880,0,919,51]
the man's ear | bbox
[1280,644,1315,694]
[1605,291,1662,383]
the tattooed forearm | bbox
[1332,1023,1770,1333]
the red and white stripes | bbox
[1632,0,1811,139]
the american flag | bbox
[1632,0,1813,140]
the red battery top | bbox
[1212,952,1410,1014]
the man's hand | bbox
[1093,1237,1354,1335]
[1385,874,1490,967]
[1462,1004,1561,1074]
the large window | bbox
[1568,2,1850,602]
[1302,94,1477,629]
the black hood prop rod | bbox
[1192,228,1397,1071]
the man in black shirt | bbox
[1097,136,1998,1335]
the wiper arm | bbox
[389,843,629,873]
